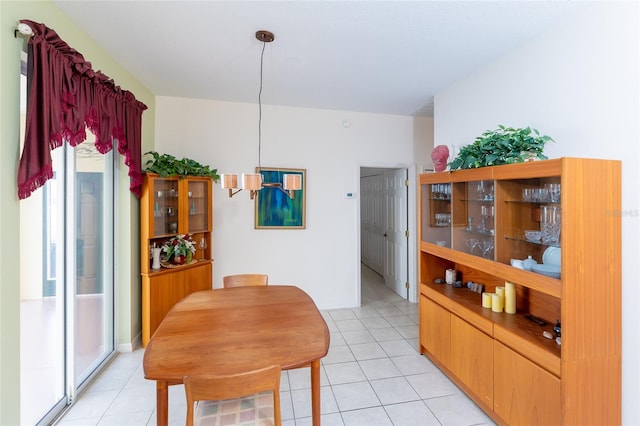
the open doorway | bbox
[360,166,417,303]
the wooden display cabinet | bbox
[418,157,621,425]
[140,173,213,346]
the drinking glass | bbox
[465,238,479,254]
[545,183,561,203]
[480,205,488,232]
[476,182,485,200]
[480,239,494,259]
[541,205,561,244]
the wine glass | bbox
[480,205,488,232]
[465,238,479,254]
[476,182,485,200]
[480,239,494,259]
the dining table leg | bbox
[156,380,169,426]
[311,359,321,426]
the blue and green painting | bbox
[255,169,305,228]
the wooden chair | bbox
[223,274,268,288]
[184,365,282,426]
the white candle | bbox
[492,293,504,313]
[496,286,505,301]
[482,292,493,309]
[505,282,516,314]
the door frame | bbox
[357,163,418,304]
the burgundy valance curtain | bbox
[17,19,147,199]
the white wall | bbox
[434,2,639,424]
[414,116,435,172]
[155,97,415,309]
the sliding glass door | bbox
[72,137,115,387]
[19,71,116,425]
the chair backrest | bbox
[184,364,281,426]
[223,274,268,288]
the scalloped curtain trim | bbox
[17,19,147,200]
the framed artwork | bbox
[255,167,306,229]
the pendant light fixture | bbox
[221,30,302,200]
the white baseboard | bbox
[117,331,142,352]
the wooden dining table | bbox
[143,285,330,426]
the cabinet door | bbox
[142,271,184,346]
[183,261,212,293]
[494,341,561,425]
[149,177,180,237]
[142,262,212,346]
[451,180,495,259]
[420,295,450,369]
[420,182,452,247]
[184,179,212,234]
[450,315,493,407]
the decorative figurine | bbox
[554,320,562,337]
[431,145,450,172]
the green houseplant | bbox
[143,151,220,182]
[449,125,554,171]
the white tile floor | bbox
[56,266,495,426]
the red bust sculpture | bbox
[431,145,450,172]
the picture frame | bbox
[254,167,306,229]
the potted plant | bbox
[162,234,196,265]
[449,125,554,171]
[144,151,220,182]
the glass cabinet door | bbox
[151,178,179,237]
[452,180,495,259]
[421,183,452,247]
[186,179,210,233]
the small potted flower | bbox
[162,234,196,265]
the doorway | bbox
[360,166,416,302]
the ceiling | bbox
[52,1,590,117]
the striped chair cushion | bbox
[194,391,275,426]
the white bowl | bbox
[542,246,561,266]
[524,230,542,242]
[531,263,561,279]
[435,240,447,247]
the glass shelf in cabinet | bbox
[461,228,494,237]
[505,199,560,206]
[462,197,494,203]
[504,235,561,248]
[429,240,450,248]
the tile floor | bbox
[56,266,495,426]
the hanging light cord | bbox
[257,38,267,171]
